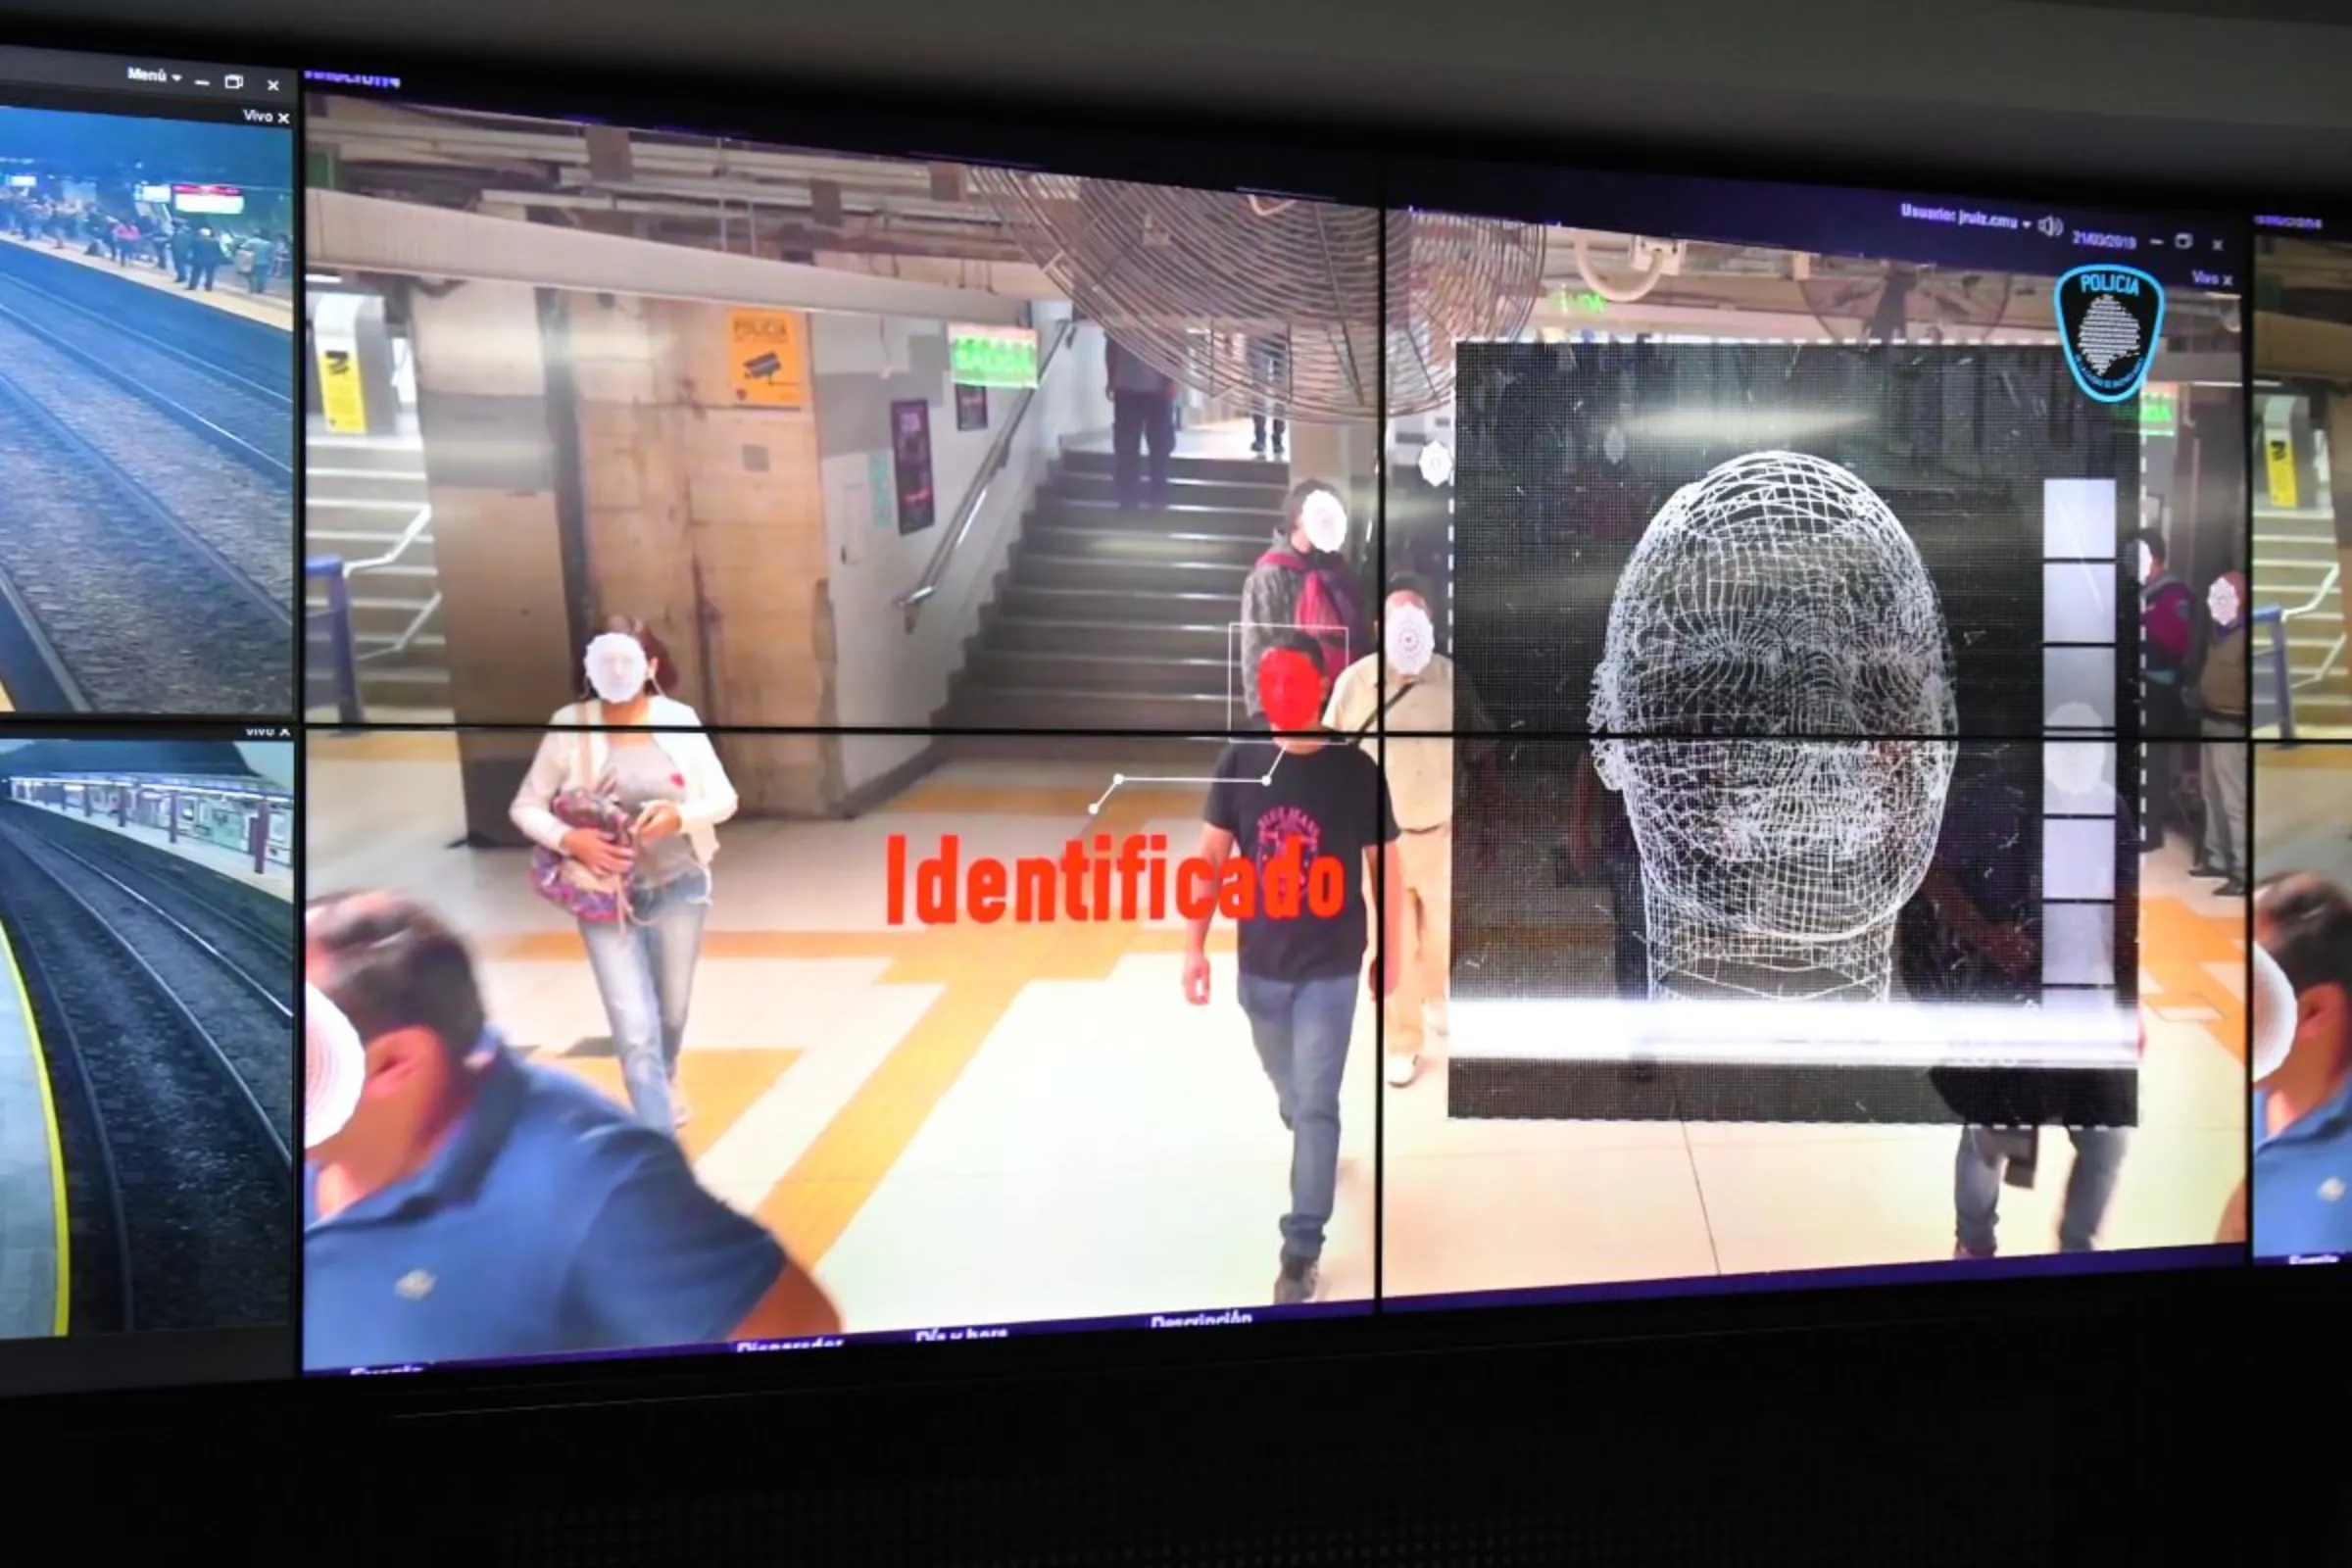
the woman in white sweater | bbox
[512,617,738,1135]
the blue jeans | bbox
[1237,971,1358,1263]
[579,867,710,1135]
[1955,1125,2128,1255]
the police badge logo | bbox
[2053,264,2164,405]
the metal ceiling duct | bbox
[965,170,1544,422]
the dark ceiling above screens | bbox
[22,0,2352,203]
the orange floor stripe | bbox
[2140,896,2246,1062]
[2259,743,2352,770]
[308,730,464,763]
[752,792,1226,1263]
[539,1049,802,1164]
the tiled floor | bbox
[2255,742,2352,887]
[16,801,293,901]
[1382,833,2245,1297]
[0,230,295,328]
[306,730,2246,1335]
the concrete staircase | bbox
[2251,501,2351,732]
[941,446,1292,736]
[302,422,451,717]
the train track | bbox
[0,347,293,715]
[0,812,291,1335]
[0,270,291,486]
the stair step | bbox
[940,732,1242,766]
[1013,554,1252,593]
[985,618,1233,659]
[345,603,442,640]
[969,649,1234,697]
[1030,495,1279,537]
[1022,527,1267,566]
[304,433,427,471]
[1057,448,1290,487]
[305,470,431,507]
[942,687,1241,732]
[356,665,451,690]
[1049,472,1290,511]
[998,585,1240,623]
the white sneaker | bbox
[1385,1053,1420,1088]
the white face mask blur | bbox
[1386,602,1435,678]
[304,982,366,1152]
[584,632,649,705]
[2252,944,2298,1085]
[1299,489,1348,555]
[2208,582,2239,626]
[2136,544,2152,584]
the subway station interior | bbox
[298,97,2252,1333]
[18,0,2352,1558]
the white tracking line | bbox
[1087,749,1287,815]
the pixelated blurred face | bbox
[2208,579,2239,627]
[584,632,649,704]
[1591,453,1958,940]
[1384,598,1434,678]
[1258,647,1326,734]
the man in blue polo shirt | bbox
[302,890,838,1371]
[2252,872,2352,1259]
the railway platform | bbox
[0,232,292,330]
[15,800,291,902]
[0,914,62,1341]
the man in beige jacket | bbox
[1324,576,1494,1088]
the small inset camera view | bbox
[0,102,295,716]
[0,734,294,1355]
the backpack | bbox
[1254,548,1356,682]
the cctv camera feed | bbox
[299,79,1406,1373]
[0,726,296,1396]
[298,74,2253,1378]
[2246,214,2352,1265]
[1374,161,2247,1309]
[300,88,1379,735]
[303,724,1386,1372]
[0,47,296,718]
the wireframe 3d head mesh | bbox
[1589,452,1959,1001]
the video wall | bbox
[6,32,2334,1399]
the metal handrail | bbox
[337,503,436,574]
[2275,561,2340,620]
[2254,606,2296,745]
[302,557,364,727]
[357,592,443,663]
[897,316,1079,629]
[2305,633,2347,691]
[2271,561,2347,692]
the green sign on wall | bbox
[950,327,1040,390]
[2140,385,2177,433]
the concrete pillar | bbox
[407,276,585,844]
[411,278,578,731]
[166,792,176,843]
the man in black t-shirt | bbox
[1185,631,1401,1305]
